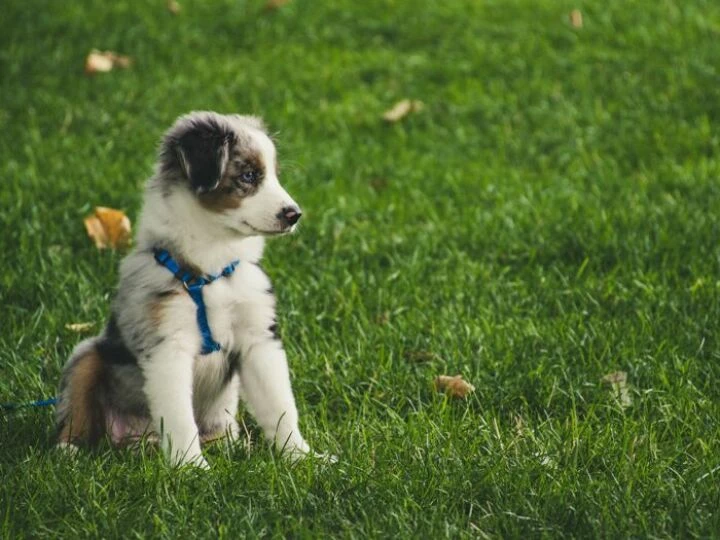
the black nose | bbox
[280,206,302,226]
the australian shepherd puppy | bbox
[56,111,323,468]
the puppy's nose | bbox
[280,206,302,226]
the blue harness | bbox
[153,248,239,355]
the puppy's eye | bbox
[239,170,259,184]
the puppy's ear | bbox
[174,121,232,193]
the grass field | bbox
[2,0,720,537]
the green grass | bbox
[2,0,720,536]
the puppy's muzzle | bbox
[279,206,302,227]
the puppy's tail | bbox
[56,338,107,447]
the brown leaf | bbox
[84,50,133,75]
[65,322,94,332]
[112,54,132,68]
[382,99,424,123]
[264,0,291,10]
[84,207,132,249]
[601,371,632,408]
[167,0,181,14]
[434,374,475,398]
[569,9,583,28]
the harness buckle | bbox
[182,278,204,291]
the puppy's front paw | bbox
[278,438,309,462]
[172,452,210,470]
[282,442,337,464]
[188,456,211,470]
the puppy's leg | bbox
[142,346,207,468]
[56,339,106,448]
[238,338,310,459]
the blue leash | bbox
[153,248,239,355]
[1,397,57,412]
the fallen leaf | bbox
[264,0,291,10]
[84,206,132,249]
[85,51,113,73]
[84,50,132,75]
[601,371,632,409]
[112,54,132,68]
[382,99,424,123]
[65,322,94,332]
[569,9,583,28]
[434,374,475,398]
[167,0,181,14]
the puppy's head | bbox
[158,111,301,237]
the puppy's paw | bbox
[173,452,210,470]
[278,439,310,462]
[282,443,337,465]
[183,456,211,470]
[188,456,211,470]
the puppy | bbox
[56,111,321,468]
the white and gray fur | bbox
[56,112,319,468]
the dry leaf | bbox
[84,206,132,249]
[112,55,132,68]
[264,0,291,10]
[601,371,632,409]
[569,9,583,28]
[85,51,113,73]
[167,0,181,14]
[382,99,424,123]
[65,322,94,332]
[84,50,132,75]
[434,374,475,398]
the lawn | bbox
[2,0,720,537]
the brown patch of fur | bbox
[149,290,179,328]
[198,146,266,213]
[198,185,245,212]
[58,349,106,446]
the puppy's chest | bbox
[199,264,274,349]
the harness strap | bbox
[153,248,239,355]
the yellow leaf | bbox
[65,322,94,332]
[434,374,475,398]
[84,206,132,249]
[167,0,181,14]
[569,9,583,28]
[382,99,424,123]
[84,50,132,75]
